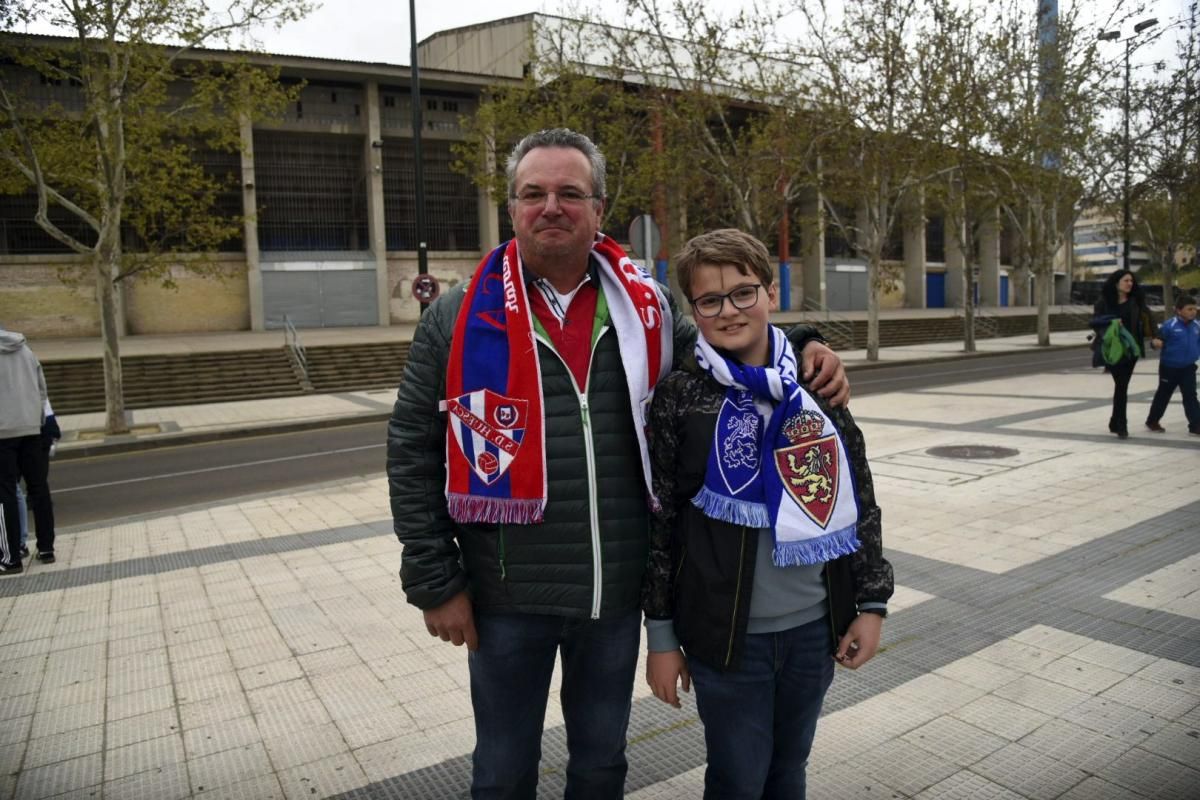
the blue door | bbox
[926,272,945,308]
[1000,275,1009,307]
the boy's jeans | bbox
[468,609,640,800]
[1147,363,1200,429]
[689,616,835,800]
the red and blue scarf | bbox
[444,235,672,524]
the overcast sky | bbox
[17,0,1188,68]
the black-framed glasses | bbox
[511,188,599,207]
[689,284,763,318]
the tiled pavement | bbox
[2,355,1199,798]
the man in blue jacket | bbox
[1145,294,1200,435]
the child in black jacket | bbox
[643,229,892,800]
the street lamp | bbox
[1099,17,1158,271]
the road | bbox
[50,347,1089,528]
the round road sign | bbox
[411,273,441,303]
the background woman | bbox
[1093,269,1155,438]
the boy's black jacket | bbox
[641,357,893,672]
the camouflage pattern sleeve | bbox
[641,370,692,620]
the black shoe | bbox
[1145,421,1165,433]
[1190,428,1200,436]
[19,545,29,558]
[0,561,23,575]
[36,552,55,564]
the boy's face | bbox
[1179,303,1198,322]
[688,262,778,367]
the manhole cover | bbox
[925,445,1020,460]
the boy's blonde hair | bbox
[675,229,774,299]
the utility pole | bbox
[1100,17,1159,270]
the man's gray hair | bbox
[505,128,606,201]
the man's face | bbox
[508,146,604,269]
[1179,303,1198,323]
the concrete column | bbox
[477,91,500,253]
[798,185,825,308]
[239,113,264,331]
[364,81,390,326]
[943,210,966,308]
[902,186,926,308]
[978,207,1001,307]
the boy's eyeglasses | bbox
[689,284,763,318]
[511,188,599,207]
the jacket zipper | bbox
[497,525,506,580]
[535,327,608,619]
[824,565,838,647]
[724,526,749,668]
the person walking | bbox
[1144,293,1200,435]
[1092,269,1155,438]
[386,128,849,799]
[0,327,53,574]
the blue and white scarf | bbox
[692,326,861,566]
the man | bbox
[0,327,55,574]
[387,128,849,799]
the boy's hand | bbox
[835,613,883,669]
[647,649,691,708]
[1151,337,1163,350]
[801,340,850,407]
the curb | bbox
[55,343,1088,460]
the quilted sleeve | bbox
[386,295,469,610]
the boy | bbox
[1145,293,1200,435]
[642,229,892,799]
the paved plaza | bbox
[1,353,1198,798]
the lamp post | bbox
[1099,17,1158,271]
[409,0,430,313]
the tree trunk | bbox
[96,233,128,435]
[866,254,880,361]
[1037,267,1051,345]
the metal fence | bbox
[382,139,479,251]
[253,132,369,251]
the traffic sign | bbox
[411,273,441,303]
[627,214,662,260]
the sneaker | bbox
[36,552,55,564]
[1145,421,1166,433]
[0,561,23,575]
[19,545,29,558]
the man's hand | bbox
[835,613,882,669]
[1151,337,1163,350]
[801,340,850,407]
[423,591,479,651]
[646,649,691,708]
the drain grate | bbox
[926,445,1020,460]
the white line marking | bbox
[57,444,383,492]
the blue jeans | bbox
[468,610,641,800]
[688,616,835,800]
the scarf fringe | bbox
[691,486,771,528]
[772,524,860,567]
[448,494,545,525]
